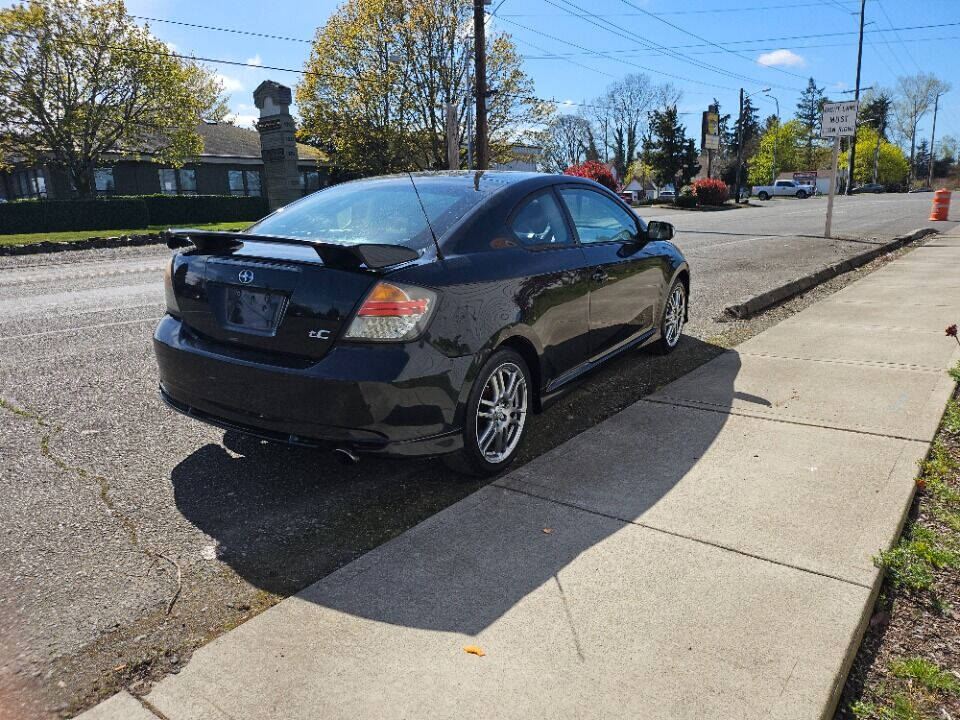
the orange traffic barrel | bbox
[930,188,951,221]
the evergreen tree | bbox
[720,96,760,187]
[914,139,931,179]
[795,77,825,168]
[642,105,700,188]
[858,92,892,140]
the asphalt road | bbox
[0,193,954,719]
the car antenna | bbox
[407,172,444,261]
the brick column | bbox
[253,80,301,211]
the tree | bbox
[840,125,909,185]
[747,120,805,186]
[721,94,760,187]
[0,0,227,196]
[589,74,681,179]
[858,90,892,139]
[296,0,549,176]
[538,114,591,173]
[913,139,931,180]
[794,77,825,168]
[893,72,950,182]
[642,105,699,189]
[563,160,616,191]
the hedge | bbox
[0,194,269,235]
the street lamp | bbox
[764,94,780,185]
[734,87,770,202]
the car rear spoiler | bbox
[163,229,421,270]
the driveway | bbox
[0,193,954,718]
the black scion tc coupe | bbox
[154,171,690,475]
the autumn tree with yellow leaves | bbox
[0,0,227,196]
[296,0,551,175]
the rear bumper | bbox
[153,315,472,457]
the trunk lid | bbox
[168,232,417,361]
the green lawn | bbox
[0,221,252,247]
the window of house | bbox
[244,170,261,196]
[12,168,47,199]
[228,170,245,195]
[158,169,177,194]
[94,168,115,193]
[178,169,197,194]
[300,170,320,193]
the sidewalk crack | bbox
[496,484,874,590]
[640,396,929,443]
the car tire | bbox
[653,279,686,354]
[796,190,807,199]
[758,191,769,200]
[444,347,532,477]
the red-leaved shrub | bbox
[692,178,729,206]
[564,161,617,192]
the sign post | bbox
[820,100,858,238]
[702,108,720,178]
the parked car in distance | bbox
[852,183,885,193]
[155,171,690,475]
[908,186,934,193]
[752,179,815,200]
[657,185,676,200]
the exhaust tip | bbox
[333,447,359,466]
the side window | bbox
[558,188,638,244]
[509,191,572,247]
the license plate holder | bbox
[216,285,288,335]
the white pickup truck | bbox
[752,179,815,200]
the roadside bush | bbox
[563,160,617,192]
[110,194,269,226]
[675,185,697,208]
[692,177,729,206]
[0,194,268,235]
[0,198,148,234]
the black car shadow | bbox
[171,337,743,633]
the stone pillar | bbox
[254,80,301,210]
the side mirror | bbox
[646,220,674,241]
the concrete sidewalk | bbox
[79,231,960,720]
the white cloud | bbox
[246,54,263,67]
[757,49,804,67]
[215,73,244,92]
[226,113,258,129]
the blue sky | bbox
[9,0,960,147]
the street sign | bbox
[702,110,720,150]
[820,101,858,138]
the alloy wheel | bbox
[475,362,528,464]
[664,284,685,347]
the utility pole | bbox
[473,0,489,170]
[928,92,941,188]
[845,0,866,195]
[734,88,744,202]
[445,103,459,170]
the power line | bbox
[503,1,859,16]
[876,0,921,72]
[617,0,807,82]
[494,14,739,91]
[520,34,960,60]
[542,0,799,92]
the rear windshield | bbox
[248,174,504,250]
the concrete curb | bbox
[0,232,168,256]
[724,227,940,319]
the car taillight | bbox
[163,258,180,316]
[344,281,437,342]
